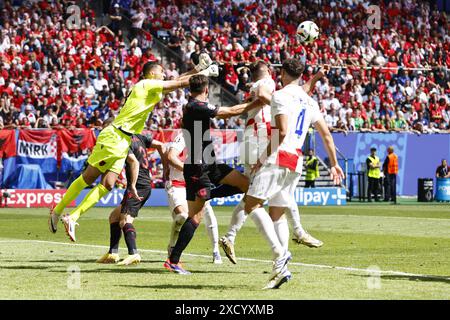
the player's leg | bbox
[48,165,101,233]
[265,171,305,289]
[61,170,118,241]
[206,164,247,264]
[60,126,131,240]
[168,205,188,255]
[220,165,250,252]
[97,205,122,264]
[164,197,206,274]
[203,202,222,264]
[218,168,250,193]
[246,165,292,289]
[246,195,290,287]
[286,176,323,248]
[166,184,188,255]
[55,126,130,235]
[116,214,141,265]
[70,170,118,222]
[54,165,100,215]
[269,207,289,252]
[286,198,305,237]
[117,186,151,265]
[219,198,246,264]
[222,199,246,244]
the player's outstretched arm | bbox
[314,117,345,185]
[162,64,219,95]
[125,153,144,201]
[303,65,330,96]
[166,147,184,172]
[177,53,214,78]
[150,140,166,160]
[151,139,169,182]
[215,99,264,119]
[255,83,273,105]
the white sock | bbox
[286,199,306,237]
[203,203,219,253]
[169,211,188,248]
[224,199,247,244]
[273,217,289,252]
[250,207,284,260]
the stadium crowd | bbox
[0,0,449,135]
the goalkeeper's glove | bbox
[195,52,213,72]
[199,64,219,77]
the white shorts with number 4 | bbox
[247,164,301,207]
[166,182,188,213]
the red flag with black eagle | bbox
[0,129,16,159]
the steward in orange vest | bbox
[383,146,398,204]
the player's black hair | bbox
[249,60,269,81]
[370,147,377,152]
[282,59,305,78]
[189,74,209,94]
[142,61,161,77]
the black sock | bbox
[109,222,121,254]
[122,223,138,255]
[169,218,199,264]
[210,184,243,199]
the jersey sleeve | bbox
[195,103,219,118]
[270,91,289,116]
[136,79,164,98]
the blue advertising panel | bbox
[76,188,347,207]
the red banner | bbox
[0,129,16,158]
[144,129,179,143]
[58,128,96,154]
[2,189,74,208]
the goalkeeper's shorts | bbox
[87,125,132,175]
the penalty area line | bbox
[0,239,448,282]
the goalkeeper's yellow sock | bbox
[69,184,110,222]
[54,175,89,215]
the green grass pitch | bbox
[0,200,449,300]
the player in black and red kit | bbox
[164,74,264,274]
[97,133,166,265]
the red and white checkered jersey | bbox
[167,133,186,187]
[245,77,276,138]
[267,84,322,173]
[248,21,258,36]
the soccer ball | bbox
[296,21,320,44]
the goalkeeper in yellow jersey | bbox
[48,54,219,242]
